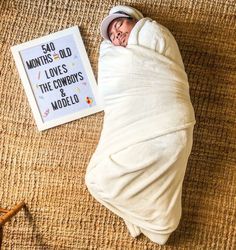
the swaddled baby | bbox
[85,5,196,245]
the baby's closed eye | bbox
[116,20,123,28]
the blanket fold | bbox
[85,17,195,245]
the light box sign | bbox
[11,26,104,131]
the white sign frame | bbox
[11,26,104,131]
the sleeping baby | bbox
[85,5,196,245]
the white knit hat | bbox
[100,5,144,41]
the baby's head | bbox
[107,17,137,47]
[100,11,138,47]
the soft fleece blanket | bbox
[85,17,196,245]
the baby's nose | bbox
[116,32,121,39]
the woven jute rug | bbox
[0,0,235,249]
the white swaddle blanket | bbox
[85,16,196,245]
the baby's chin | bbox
[113,40,127,47]
[121,34,130,47]
[121,41,128,47]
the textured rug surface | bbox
[0,0,235,249]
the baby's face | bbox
[108,17,137,47]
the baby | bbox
[100,7,186,67]
[85,5,196,245]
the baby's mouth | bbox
[120,33,127,45]
[120,33,125,40]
